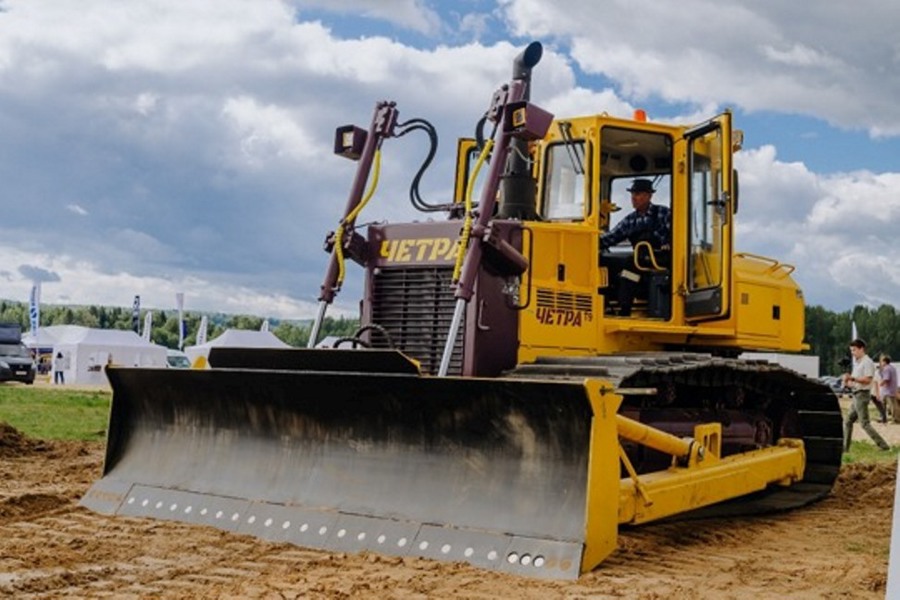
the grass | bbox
[0,384,110,441]
[840,399,900,464]
[844,442,900,464]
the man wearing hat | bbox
[600,178,671,316]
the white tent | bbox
[184,328,291,364]
[50,326,168,386]
[22,327,59,351]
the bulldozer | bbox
[82,42,842,579]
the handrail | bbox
[735,252,796,278]
[632,241,666,273]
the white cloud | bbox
[458,12,492,40]
[133,93,160,117]
[761,43,841,69]
[0,243,339,319]
[221,96,317,168]
[734,148,900,308]
[0,0,899,321]
[66,204,89,216]
[500,0,900,136]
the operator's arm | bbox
[600,212,634,250]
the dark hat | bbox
[626,178,655,194]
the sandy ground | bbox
[0,420,896,600]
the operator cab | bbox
[455,109,735,330]
[598,126,674,319]
[536,111,735,325]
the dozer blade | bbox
[82,349,622,579]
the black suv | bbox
[0,341,36,384]
[0,323,36,384]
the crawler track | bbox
[507,353,844,515]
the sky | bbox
[1,0,899,320]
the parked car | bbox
[818,375,844,393]
[0,323,36,384]
[166,349,191,369]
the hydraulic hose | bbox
[452,139,493,282]
[335,149,382,287]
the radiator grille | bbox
[536,288,593,313]
[370,267,464,375]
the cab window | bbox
[599,127,673,237]
[541,141,587,221]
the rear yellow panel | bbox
[731,253,806,351]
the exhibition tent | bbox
[22,327,60,352]
[184,328,291,364]
[50,325,168,385]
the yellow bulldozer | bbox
[82,42,842,579]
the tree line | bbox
[0,300,359,349]
[805,304,900,376]
[1,298,895,375]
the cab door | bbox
[683,112,734,320]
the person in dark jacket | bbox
[601,178,671,316]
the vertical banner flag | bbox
[141,311,153,342]
[851,320,858,341]
[175,292,185,350]
[29,283,41,335]
[260,319,269,332]
[197,315,208,346]
[132,295,141,333]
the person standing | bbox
[52,351,65,385]
[871,365,888,424]
[879,354,899,424]
[842,339,890,451]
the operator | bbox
[600,178,671,316]
[842,338,890,451]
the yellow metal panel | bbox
[581,380,623,574]
[618,439,805,524]
[736,282,781,338]
[520,222,599,353]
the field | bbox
[1,383,897,599]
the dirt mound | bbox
[834,461,897,508]
[0,493,70,524]
[0,422,40,458]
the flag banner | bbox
[29,283,41,334]
[261,319,269,332]
[175,293,185,350]
[851,320,858,341]
[197,315,208,346]
[142,311,153,342]
[132,295,141,333]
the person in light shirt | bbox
[842,338,890,451]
